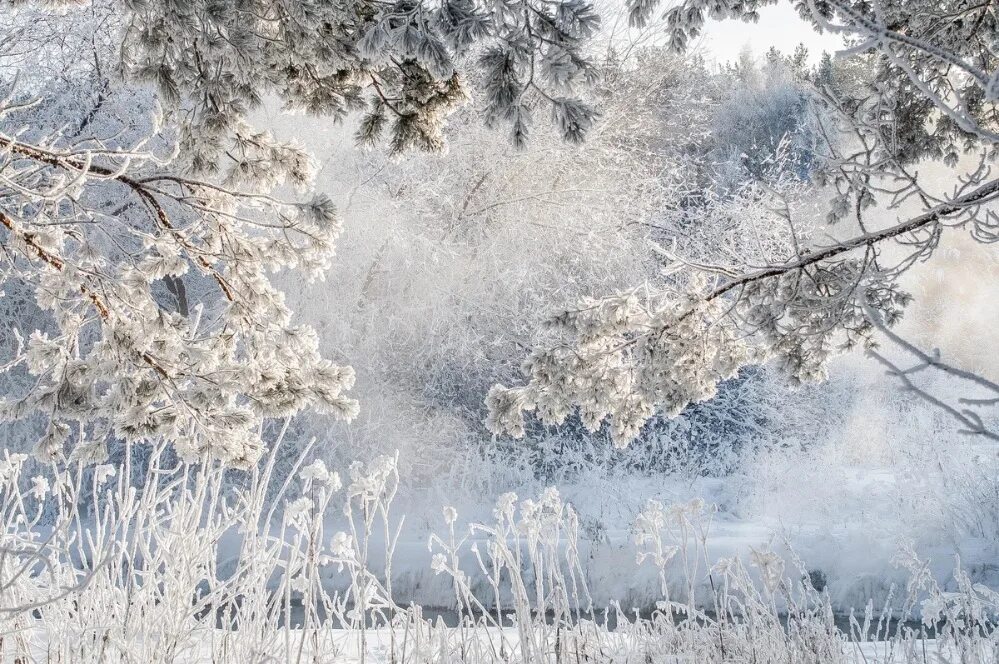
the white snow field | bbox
[6,626,987,664]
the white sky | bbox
[694,4,845,65]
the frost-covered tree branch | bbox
[488,0,999,446]
[865,303,999,442]
[0,85,356,467]
[107,0,602,159]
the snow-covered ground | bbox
[7,624,983,664]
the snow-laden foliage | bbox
[271,48,833,481]
[488,0,999,446]
[483,164,900,446]
[112,0,601,160]
[0,4,357,467]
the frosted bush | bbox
[1,443,996,663]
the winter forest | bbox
[1,0,999,661]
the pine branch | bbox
[0,210,171,379]
[0,133,237,302]
[703,176,999,304]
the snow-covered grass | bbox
[1,431,997,663]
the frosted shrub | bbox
[0,431,407,662]
[2,446,997,662]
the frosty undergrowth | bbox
[0,431,996,663]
